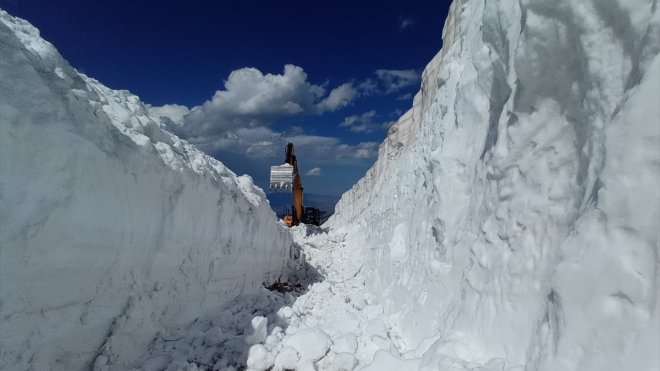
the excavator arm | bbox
[285,143,304,226]
[270,142,319,227]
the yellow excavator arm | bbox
[269,142,319,227]
[285,143,304,226]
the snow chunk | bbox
[332,333,358,354]
[245,316,268,345]
[296,360,317,371]
[312,281,331,293]
[389,223,408,261]
[283,328,333,362]
[362,350,420,371]
[276,306,294,319]
[273,346,299,370]
[246,344,274,371]
[334,352,358,370]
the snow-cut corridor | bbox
[129,225,419,371]
[3,0,659,369]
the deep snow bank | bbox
[327,0,660,369]
[0,10,297,370]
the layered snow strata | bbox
[0,9,298,370]
[327,0,660,370]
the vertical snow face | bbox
[328,0,659,370]
[0,10,296,371]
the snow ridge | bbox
[0,9,297,370]
[327,0,660,369]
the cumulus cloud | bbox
[182,65,327,137]
[282,133,378,161]
[352,69,420,97]
[356,78,379,96]
[306,167,321,176]
[148,103,191,137]
[148,104,190,124]
[148,65,379,189]
[178,65,361,139]
[341,111,377,133]
[317,83,357,112]
[349,142,379,159]
[340,111,395,133]
[160,113,376,166]
[188,126,281,159]
[375,69,420,94]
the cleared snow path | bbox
[134,225,517,371]
[125,225,426,371]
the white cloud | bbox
[197,126,280,158]
[341,111,376,133]
[282,133,378,161]
[148,104,190,124]
[148,104,191,137]
[356,78,378,96]
[182,65,319,136]
[317,83,357,112]
[148,65,377,184]
[347,142,379,159]
[182,125,377,166]
[352,69,420,96]
[375,69,420,94]
[306,167,321,176]
[340,111,393,133]
[181,65,359,138]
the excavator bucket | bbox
[269,163,295,192]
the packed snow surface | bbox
[0,9,301,370]
[2,0,660,370]
[126,226,420,370]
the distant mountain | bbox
[266,192,339,216]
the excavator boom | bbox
[268,142,319,227]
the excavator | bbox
[269,143,320,227]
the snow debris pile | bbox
[324,0,659,370]
[0,9,303,370]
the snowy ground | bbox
[130,225,416,371]
[133,224,525,371]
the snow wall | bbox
[327,0,660,370]
[0,10,298,370]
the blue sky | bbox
[2,0,452,197]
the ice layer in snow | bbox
[0,9,300,370]
[326,0,660,369]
